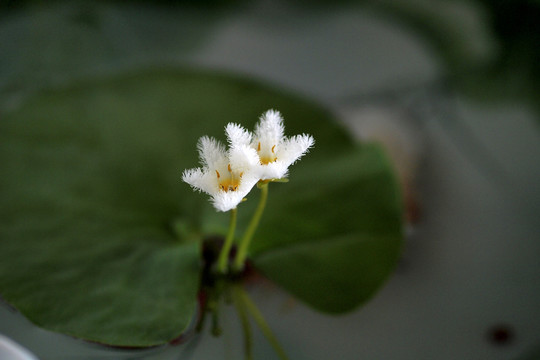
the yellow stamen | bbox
[219,178,241,192]
[258,143,278,165]
[218,166,242,193]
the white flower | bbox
[230,110,315,180]
[182,127,260,212]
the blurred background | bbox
[0,0,539,359]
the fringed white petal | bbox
[257,161,289,180]
[236,171,260,195]
[212,192,242,212]
[197,136,227,170]
[254,109,284,146]
[229,145,260,172]
[182,168,218,195]
[226,123,252,147]
[182,168,204,191]
[279,134,315,167]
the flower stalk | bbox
[217,207,238,274]
[233,183,269,272]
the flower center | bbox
[216,164,243,192]
[258,142,278,165]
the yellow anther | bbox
[228,163,232,172]
[257,142,261,151]
[218,177,241,193]
[239,172,244,178]
[215,170,221,179]
[271,145,276,153]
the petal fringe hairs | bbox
[182,109,314,211]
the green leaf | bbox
[0,70,213,347]
[0,68,402,346]
[250,145,403,313]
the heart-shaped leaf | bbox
[0,68,402,347]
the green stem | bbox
[237,287,290,360]
[233,183,268,271]
[232,286,254,360]
[217,207,238,274]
